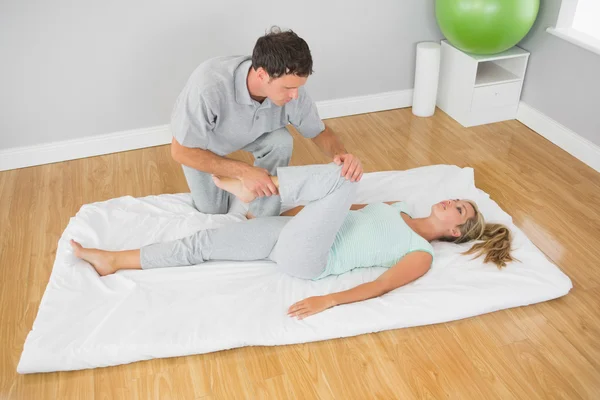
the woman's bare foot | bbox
[70,239,117,276]
[212,175,257,203]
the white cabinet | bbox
[436,40,530,127]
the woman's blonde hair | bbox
[439,200,514,268]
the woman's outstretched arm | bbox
[287,251,432,320]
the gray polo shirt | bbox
[170,56,325,156]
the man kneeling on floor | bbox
[170,26,363,218]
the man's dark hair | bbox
[251,26,313,78]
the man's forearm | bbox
[172,143,250,179]
[311,125,347,158]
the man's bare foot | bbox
[245,212,255,220]
[70,239,117,276]
[212,176,256,203]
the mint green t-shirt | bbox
[314,202,434,280]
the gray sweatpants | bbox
[141,163,356,279]
[182,127,293,218]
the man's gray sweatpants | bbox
[182,127,293,218]
[141,163,356,280]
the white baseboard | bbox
[317,89,413,120]
[0,126,172,172]
[0,89,413,171]
[517,102,600,173]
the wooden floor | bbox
[1,108,600,399]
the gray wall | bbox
[0,0,442,150]
[519,0,600,146]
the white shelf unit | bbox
[436,40,530,127]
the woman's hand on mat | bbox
[240,166,277,197]
[287,295,336,320]
[333,153,363,182]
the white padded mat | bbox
[17,165,572,373]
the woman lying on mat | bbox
[71,163,513,320]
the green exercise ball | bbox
[435,0,539,55]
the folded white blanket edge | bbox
[17,165,573,374]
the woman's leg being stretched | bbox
[268,163,357,279]
[216,163,356,279]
